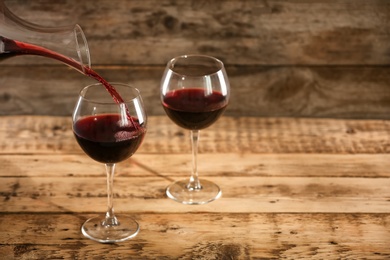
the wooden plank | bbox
[1,153,390,178]
[1,176,390,213]
[1,1,389,119]
[1,66,390,118]
[1,116,390,154]
[2,0,389,65]
[0,213,389,259]
[1,114,389,259]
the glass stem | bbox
[102,163,119,226]
[187,130,202,191]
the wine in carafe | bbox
[0,0,90,73]
[0,0,129,106]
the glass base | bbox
[166,179,222,205]
[81,215,140,243]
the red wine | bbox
[0,36,126,106]
[162,88,227,130]
[0,36,141,129]
[73,114,146,163]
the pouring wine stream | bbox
[1,0,144,243]
[0,36,138,130]
[1,0,138,126]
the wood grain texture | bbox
[1,115,390,259]
[2,154,390,178]
[1,176,390,213]
[1,65,390,118]
[1,0,390,255]
[0,0,389,118]
[1,116,390,154]
[0,213,389,259]
[2,0,389,65]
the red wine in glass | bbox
[162,88,227,130]
[73,114,145,164]
[160,54,230,205]
[72,83,147,243]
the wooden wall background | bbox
[0,0,389,119]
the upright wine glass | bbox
[160,54,230,205]
[72,82,147,243]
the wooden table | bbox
[1,115,389,259]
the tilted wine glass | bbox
[160,54,230,205]
[72,82,147,243]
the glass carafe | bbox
[0,0,90,73]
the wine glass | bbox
[72,82,147,243]
[160,54,230,205]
